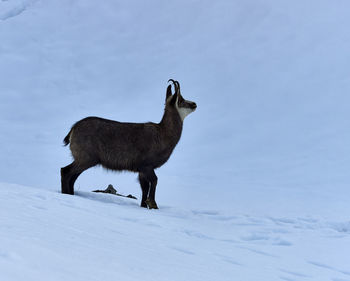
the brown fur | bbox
[61,80,196,209]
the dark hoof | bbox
[145,198,158,209]
[62,191,74,195]
[61,188,74,195]
[140,202,148,208]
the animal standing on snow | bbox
[61,80,197,209]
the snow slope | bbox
[0,0,349,211]
[1,183,349,281]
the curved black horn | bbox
[168,79,178,93]
[175,81,181,94]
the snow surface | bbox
[1,0,350,280]
[1,183,350,281]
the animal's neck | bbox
[159,107,183,144]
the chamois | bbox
[61,80,197,209]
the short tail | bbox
[63,129,72,146]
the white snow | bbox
[1,0,350,280]
[1,183,349,281]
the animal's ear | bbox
[166,85,172,101]
[170,92,178,106]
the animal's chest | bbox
[144,146,174,169]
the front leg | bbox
[145,198,158,209]
[139,168,158,209]
[147,169,158,209]
[138,173,150,208]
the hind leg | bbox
[61,163,75,195]
[61,162,88,195]
[69,171,82,193]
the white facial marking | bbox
[177,107,194,121]
[175,96,195,121]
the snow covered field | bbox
[1,183,349,281]
[1,0,350,280]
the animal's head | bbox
[166,79,197,121]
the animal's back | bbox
[68,117,164,171]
